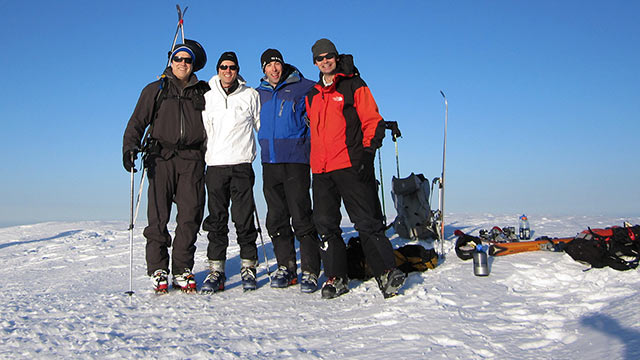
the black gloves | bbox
[123,150,138,172]
[385,121,401,140]
[357,151,375,183]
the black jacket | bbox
[123,68,210,160]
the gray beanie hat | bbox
[312,38,338,62]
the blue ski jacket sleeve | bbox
[256,65,316,164]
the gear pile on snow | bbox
[479,226,518,243]
[454,223,640,271]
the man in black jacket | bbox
[122,40,209,294]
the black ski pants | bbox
[263,163,321,276]
[202,163,258,262]
[143,156,205,276]
[312,166,396,279]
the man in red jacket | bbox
[305,38,406,299]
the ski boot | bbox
[172,268,197,293]
[376,268,406,299]
[201,270,226,294]
[321,276,349,299]
[151,269,169,294]
[270,265,297,288]
[300,271,318,294]
[240,259,258,292]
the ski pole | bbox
[394,136,400,178]
[253,203,272,283]
[125,152,135,297]
[439,90,448,259]
[377,149,387,226]
[133,168,147,225]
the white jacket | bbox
[202,75,261,166]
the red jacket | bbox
[305,55,386,174]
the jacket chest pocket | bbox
[233,104,252,121]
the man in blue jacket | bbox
[256,49,321,293]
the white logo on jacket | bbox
[332,96,343,102]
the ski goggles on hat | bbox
[314,53,337,63]
[172,56,193,64]
[219,64,238,70]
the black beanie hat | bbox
[312,38,338,63]
[217,51,239,71]
[261,49,284,71]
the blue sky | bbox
[1,0,638,227]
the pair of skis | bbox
[455,228,574,258]
[488,237,573,256]
[166,5,188,68]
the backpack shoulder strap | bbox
[141,75,168,157]
[152,75,168,119]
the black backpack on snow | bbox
[564,225,640,271]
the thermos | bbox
[473,244,490,276]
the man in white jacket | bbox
[201,51,261,293]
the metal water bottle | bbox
[473,244,490,276]
[519,214,530,240]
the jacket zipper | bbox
[269,89,278,163]
[320,87,331,172]
[178,87,185,146]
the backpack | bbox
[564,225,640,271]
[394,244,438,273]
[346,237,438,280]
[391,173,437,240]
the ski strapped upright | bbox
[438,90,448,258]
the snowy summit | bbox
[1,214,639,359]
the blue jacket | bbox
[257,65,315,164]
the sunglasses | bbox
[314,53,337,63]
[172,56,193,64]
[219,65,238,71]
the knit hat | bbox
[169,39,207,72]
[260,49,284,71]
[311,38,338,62]
[217,51,239,71]
[171,46,195,62]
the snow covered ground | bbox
[1,214,639,359]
